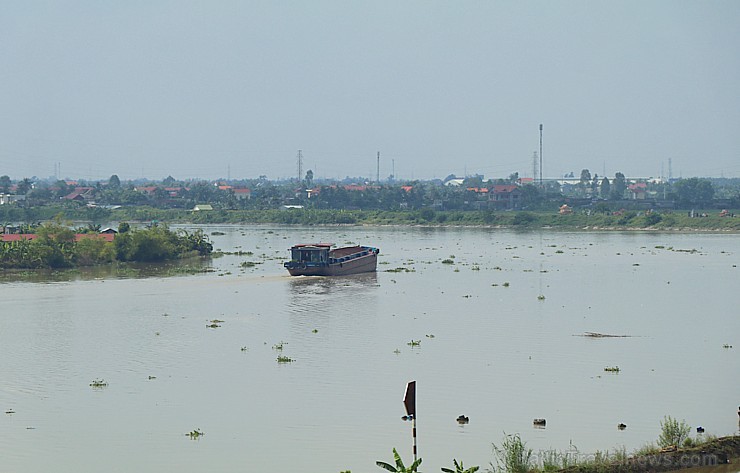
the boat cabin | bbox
[289,243,332,265]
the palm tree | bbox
[376,448,422,472]
[441,458,479,473]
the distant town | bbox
[1,170,738,214]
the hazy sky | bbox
[2,1,739,182]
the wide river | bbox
[1,225,738,473]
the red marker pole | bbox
[403,381,417,462]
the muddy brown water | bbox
[1,226,738,472]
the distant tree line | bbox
[1,172,738,214]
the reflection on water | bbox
[288,272,379,295]
[1,226,738,473]
[0,258,214,283]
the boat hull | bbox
[284,245,379,276]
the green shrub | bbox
[490,433,532,473]
[658,415,691,448]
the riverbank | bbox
[3,206,739,232]
[560,436,740,473]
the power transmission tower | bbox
[377,151,380,184]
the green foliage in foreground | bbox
[1,223,212,269]
[490,433,533,473]
[486,420,725,473]
[442,458,480,473]
[376,448,422,472]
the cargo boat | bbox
[284,243,379,276]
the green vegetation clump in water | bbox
[0,221,213,269]
[186,429,204,439]
[89,379,108,388]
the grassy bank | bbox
[5,205,737,231]
[103,207,740,231]
[557,435,740,473]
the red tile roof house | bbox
[2,233,115,243]
[233,188,251,200]
[627,183,648,200]
[63,187,96,201]
[492,185,522,209]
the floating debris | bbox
[276,355,294,363]
[386,267,413,273]
[457,415,469,424]
[407,340,421,347]
[90,379,108,388]
[604,366,621,373]
[5,409,15,415]
[577,332,632,338]
[533,418,546,427]
[618,423,627,430]
[187,429,204,439]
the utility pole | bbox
[297,150,303,184]
[539,124,543,187]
